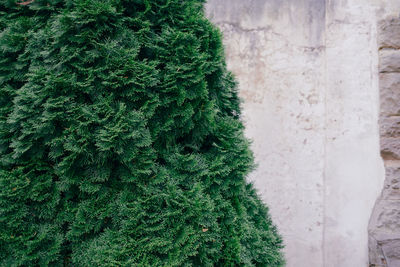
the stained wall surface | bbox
[205,1,400,266]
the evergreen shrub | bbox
[0,0,284,266]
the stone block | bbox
[369,232,400,267]
[380,50,400,73]
[370,200,400,233]
[381,137,400,160]
[378,18,400,49]
[369,234,387,267]
[382,239,400,267]
[380,117,400,137]
[370,216,400,267]
[380,73,400,116]
[381,166,400,200]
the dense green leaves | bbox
[0,0,283,266]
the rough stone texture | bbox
[379,50,400,73]
[381,138,400,160]
[370,233,400,267]
[380,73,400,116]
[379,19,400,49]
[204,1,400,267]
[382,239,400,266]
[370,200,400,232]
[381,165,400,200]
[369,16,400,267]
[380,117,400,138]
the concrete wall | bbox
[205,1,400,266]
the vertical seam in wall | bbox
[322,0,328,266]
[367,6,380,254]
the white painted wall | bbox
[205,1,400,266]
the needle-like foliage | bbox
[0,0,284,266]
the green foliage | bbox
[0,0,284,266]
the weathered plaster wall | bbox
[206,1,326,266]
[324,1,383,265]
[205,1,400,266]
